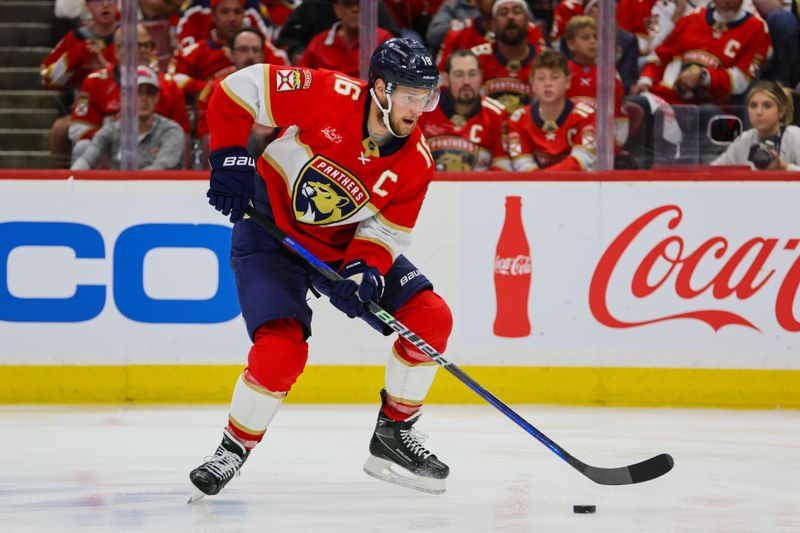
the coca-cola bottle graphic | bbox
[493,195,532,337]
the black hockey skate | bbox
[363,390,449,495]
[188,430,250,503]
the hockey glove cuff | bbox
[329,260,385,318]
[208,146,256,222]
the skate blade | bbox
[187,487,206,504]
[363,455,446,495]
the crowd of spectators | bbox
[37,0,800,171]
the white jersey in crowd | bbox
[712,125,800,170]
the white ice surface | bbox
[1,404,798,532]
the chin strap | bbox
[370,87,409,139]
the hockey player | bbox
[472,0,540,114]
[188,38,454,500]
[418,48,511,171]
[508,49,597,171]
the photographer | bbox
[713,80,800,171]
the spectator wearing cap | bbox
[471,0,540,114]
[71,66,185,170]
[436,0,546,72]
[43,0,118,167]
[298,0,394,78]
[69,24,190,146]
[171,0,287,96]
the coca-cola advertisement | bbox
[455,182,800,371]
[493,196,532,337]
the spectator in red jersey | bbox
[418,48,511,170]
[628,0,773,165]
[172,0,287,96]
[383,0,446,43]
[437,0,546,71]
[175,0,275,50]
[298,0,393,79]
[472,0,540,114]
[71,66,185,170]
[196,28,275,166]
[70,24,190,148]
[43,0,118,167]
[508,49,597,171]
[564,16,628,149]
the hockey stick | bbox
[243,208,674,485]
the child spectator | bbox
[508,49,597,171]
[564,16,629,148]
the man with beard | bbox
[171,0,287,96]
[418,49,511,170]
[196,28,274,165]
[472,0,540,114]
[436,0,545,71]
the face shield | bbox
[387,83,440,113]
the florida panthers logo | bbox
[293,156,369,225]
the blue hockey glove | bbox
[329,260,385,318]
[207,146,256,222]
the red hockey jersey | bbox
[566,59,628,148]
[639,6,772,104]
[171,35,287,95]
[550,0,583,45]
[69,65,189,142]
[437,16,545,70]
[417,93,510,171]
[472,41,537,115]
[507,98,596,171]
[208,65,436,273]
[298,23,393,79]
[175,0,275,48]
[40,28,116,90]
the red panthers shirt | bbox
[639,6,772,104]
[417,92,510,171]
[40,28,116,90]
[437,16,545,70]
[176,0,276,48]
[69,65,189,142]
[298,23,393,79]
[550,0,583,45]
[208,65,436,273]
[566,59,628,148]
[472,41,537,115]
[171,35,287,95]
[508,99,596,171]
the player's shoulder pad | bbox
[481,96,506,116]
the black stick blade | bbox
[579,453,674,486]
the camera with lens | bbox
[748,140,776,169]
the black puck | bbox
[573,505,596,514]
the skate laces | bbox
[201,449,244,479]
[399,428,432,459]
